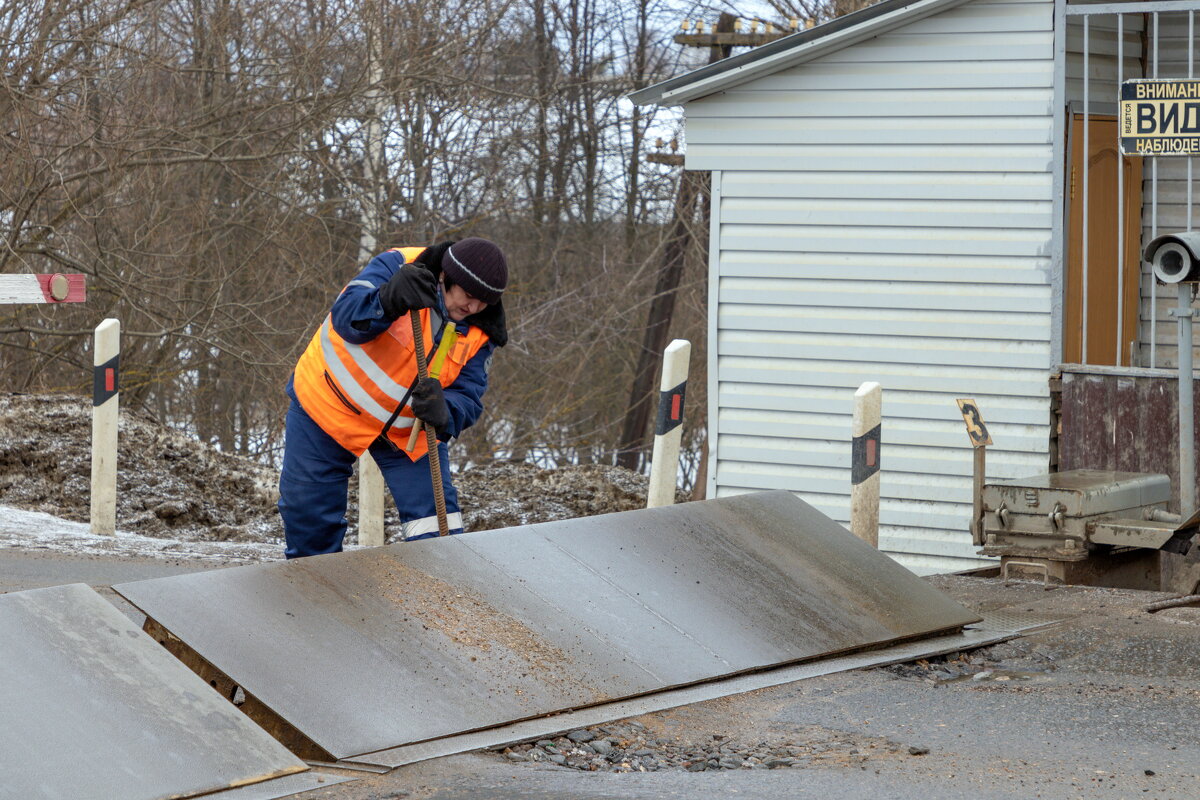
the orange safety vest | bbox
[293,246,491,459]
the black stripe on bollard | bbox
[93,354,119,406]
[851,423,881,485]
[654,381,687,436]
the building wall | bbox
[687,0,1057,574]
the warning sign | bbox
[1120,79,1200,156]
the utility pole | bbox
[615,12,746,473]
[673,15,798,50]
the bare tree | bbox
[0,0,709,492]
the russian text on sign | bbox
[1121,79,1200,156]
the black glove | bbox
[378,264,438,319]
[410,377,450,436]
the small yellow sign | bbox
[956,398,992,448]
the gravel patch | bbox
[494,720,921,773]
[880,640,1057,684]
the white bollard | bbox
[647,339,691,508]
[850,381,882,547]
[90,319,120,535]
[358,453,385,546]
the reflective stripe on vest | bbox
[318,316,413,425]
[293,248,490,459]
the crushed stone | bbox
[879,641,1057,685]
[494,719,919,773]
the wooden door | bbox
[1065,114,1143,366]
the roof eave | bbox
[629,0,976,107]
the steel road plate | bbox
[0,583,306,800]
[344,622,1027,769]
[115,491,979,762]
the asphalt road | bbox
[3,550,1198,800]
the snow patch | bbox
[0,504,287,563]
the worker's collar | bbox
[431,286,469,336]
[431,287,446,334]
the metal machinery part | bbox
[978,469,1199,587]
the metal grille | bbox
[970,608,1061,633]
[1064,0,1200,369]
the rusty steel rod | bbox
[1144,594,1200,613]
[410,312,449,536]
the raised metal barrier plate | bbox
[115,491,980,763]
[0,583,308,800]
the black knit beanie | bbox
[442,238,507,305]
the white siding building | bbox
[632,0,1200,573]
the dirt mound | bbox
[0,393,280,543]
[457,462,654,532]
[0,393,657,545]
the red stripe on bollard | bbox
[654,381,687,436]
[851,423,881,485]
[93,354,119,406]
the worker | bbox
[278,238,508,558]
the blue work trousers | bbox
[278,397,462,559]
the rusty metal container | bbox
[980,469,1170,560]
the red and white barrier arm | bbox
[0,273,86,304]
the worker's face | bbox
[441,279,487,322]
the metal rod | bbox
[406,324,457,451]
[1052,0,1068,370]
[1144,594,1200,613]
[1174,8,1196,523]
[1065,0,1200,15]
[1188,22,1198,512]
[1180,288,1196,518]
[1117,14,1125,365]
[1082,15,1090,364]
[1180,12,1190,236]
[1153,14,1161,368]
[410,313,450,536]
[971,445,986,547]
